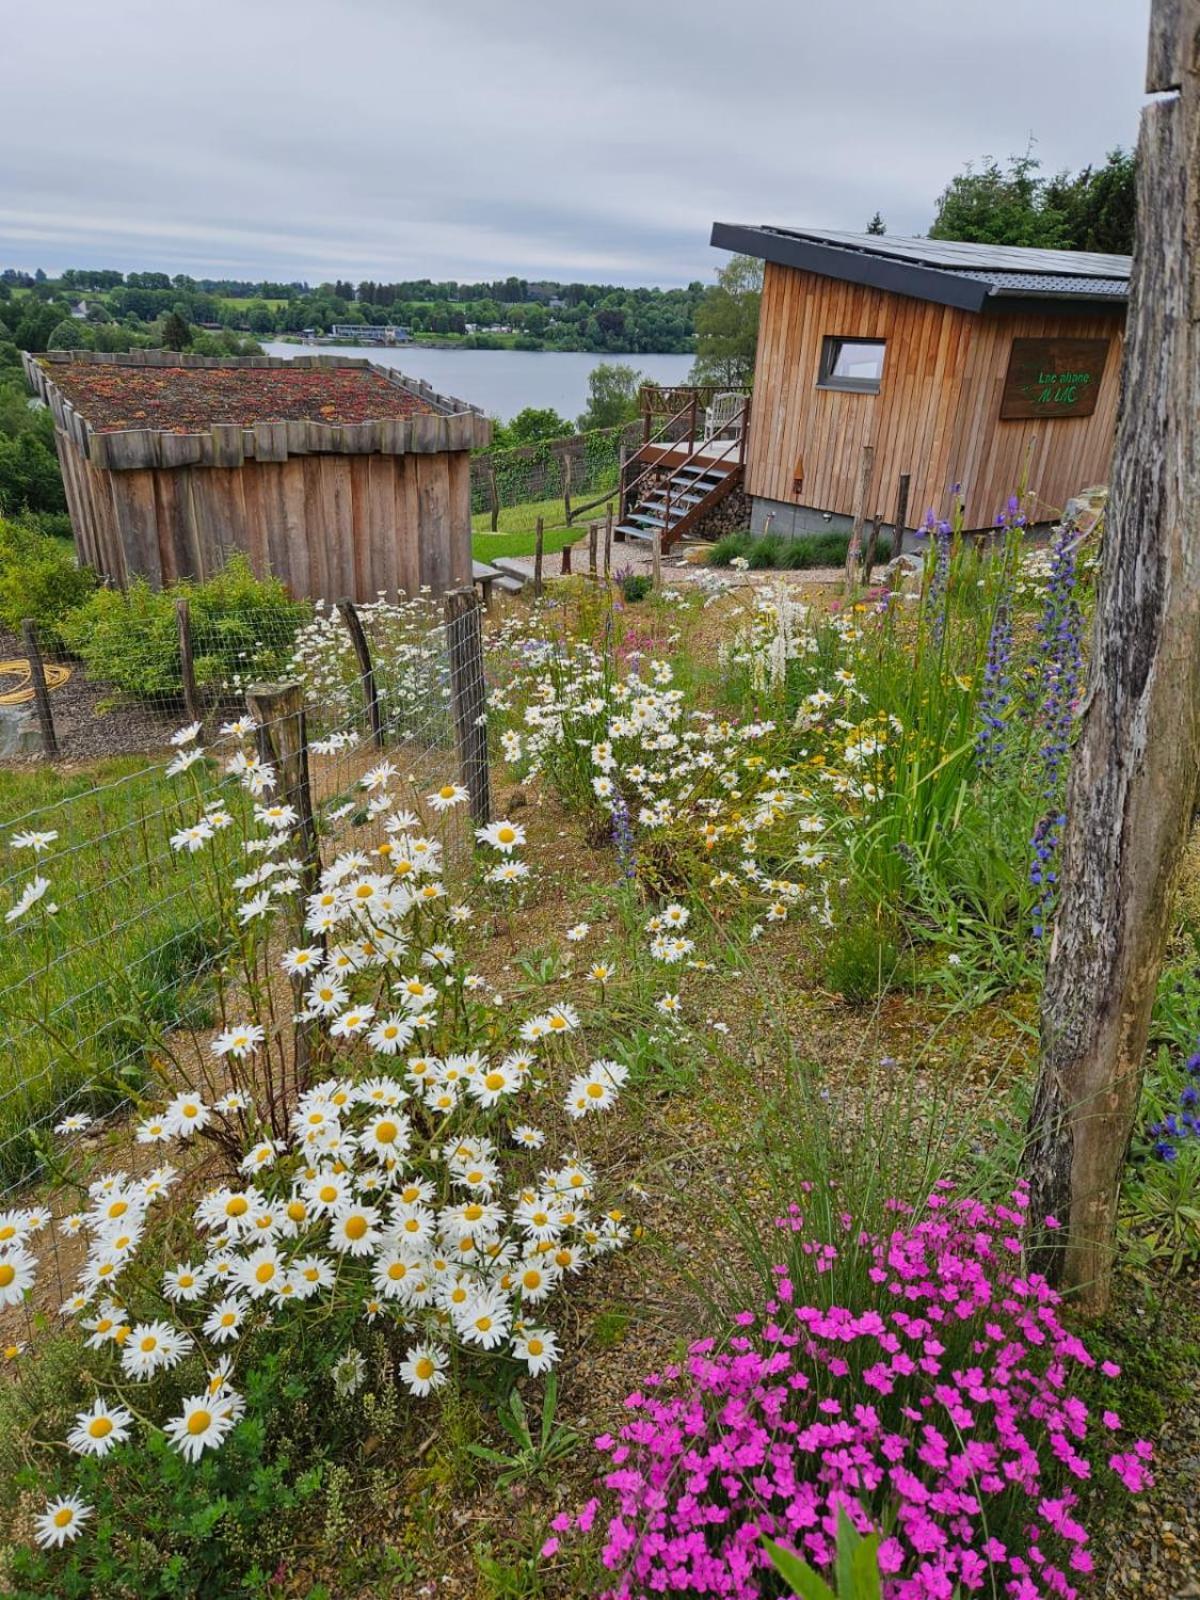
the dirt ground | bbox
[0,625,180,764]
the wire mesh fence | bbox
[469,421,641,526]
[0,588,488,1204]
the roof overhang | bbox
[711,222,989,312]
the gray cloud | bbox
[2,0,1147,284]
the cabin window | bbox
[818,337,887,394]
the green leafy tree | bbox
[500,407,573,447]
[930,152,1067,247]
[1042,148,1136,253]
[160,310,192,350]
[929,147,1135,253]
[690,253,762,388]
[577,361,644,431]
[47,318,89,351]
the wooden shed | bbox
[709,224,1130,537]
[23,349,491,602]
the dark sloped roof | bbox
[710,223,1131,311]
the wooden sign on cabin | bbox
[999,337,1111,421]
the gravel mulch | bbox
[0,626,180,767]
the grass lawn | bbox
[0,756,233,1189]
[471,492,620,562]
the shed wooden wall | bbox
[748,262,1125,527]
[52,436,473,604]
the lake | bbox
[260,341,694,424]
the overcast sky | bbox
[2,0,1147,287]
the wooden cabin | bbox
[709,224,1130,538]
[23,349,491,602]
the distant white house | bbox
[69,299,89,319]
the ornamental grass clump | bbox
[562,1184,1151,1600]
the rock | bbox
[0,705,40,758]
[884,553,924,592]
[508,788,527,811]
[1063,484,1108,537]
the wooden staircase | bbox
[615,395,750,555]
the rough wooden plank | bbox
[415,453,450,592]
[252,422,289,463]
[446,449,473,590]
[159,432,205,468]
[394,455,421,598]
[1147,0,1183,90]
[210,423,244,469]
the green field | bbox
[471,495,620,561]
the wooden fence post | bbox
[244,679,320,1089]
[244,680,321,899]
[176,599,201,728]
[561,541,573,575]
[588,521,599,575]
[487,463,500,533]
[21,619,57,759]
[860,511,884,583]
[444,588,491,827]
[562,451,573,525]
[533,517,545,597]
[603,504,613,577]
[892,473,912,564]
[336,598,385,748]
[651,531,662,591]
[843,444,876,590]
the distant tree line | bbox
[0,267,703,354]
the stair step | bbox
[615,523,656,541]
[629,513,683,531]
[491,557,528,578]
[675,465,730,481]
[494,575,525,594]
[645,492,704,509]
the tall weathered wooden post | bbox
[1024,0,1200,1313]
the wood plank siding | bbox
[748,262,1125,527]
[26,351,489,605]
[49,438,473,606]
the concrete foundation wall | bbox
[750,496,911,553]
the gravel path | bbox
[500,542,847,589]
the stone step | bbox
[490,558,529,583]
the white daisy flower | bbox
[35,1493,92,1548]
[67,1397,133,1457]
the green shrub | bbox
[59,556,310,702]
[0,518,95,645]
[0,1336,342,1598]
[620,573,652,603]
[708,531,752,566]
[707,530,893,571]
